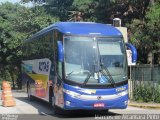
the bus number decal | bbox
[39,61,49,72]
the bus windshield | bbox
[64,36,127,85]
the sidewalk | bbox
[128,101,160,109]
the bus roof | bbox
[27,22,122,41]
[54,22,122,36]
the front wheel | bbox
[52,96,67,115]
[53,104,62,115]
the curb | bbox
[128,103,160,109]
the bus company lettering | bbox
[39,61,49,72]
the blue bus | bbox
[22,22,137,114]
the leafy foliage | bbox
[43,0,74,21]
[133,83,160,103]
[0,2,58,88]
[21,0,155,24]
[127,2,160,64]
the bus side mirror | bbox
[57,41,64,62]
[125,43,137,64]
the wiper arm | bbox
[67,71,74,76]
[82,72,91,86]
[96,41,115,87]
[100,62,116,87]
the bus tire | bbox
[54,105,68,115]
[52,96,65,115]
[53,104,62,115]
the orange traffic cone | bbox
[1,81,7,100]
[1,81,16,107]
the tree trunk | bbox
[147,52,154,64]
[150,0,155,6]
[10,71,15,89]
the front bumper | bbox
[63,92,128,110]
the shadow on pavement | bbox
[15,96,121,118]
[54,110,121,118]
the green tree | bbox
[0,2,59,88]
[145,2,160,64]
[127,2,160,64]
[45,0,74,21]
[21,0,74,21]
[6,0,160,66]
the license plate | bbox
[93,103,105,107]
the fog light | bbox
[66,101,71,106]
[124,100,128,105]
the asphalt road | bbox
[0,91,160,120]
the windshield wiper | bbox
[100,65,116,87]
[82,72,92,86]
[100,61,116,87]
[67,71,74,76]
[96,41,116,87]
[66,70,92,86]
[95,39,116,87]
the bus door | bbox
[53,30,64,108]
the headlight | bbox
[63,89,81,98]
